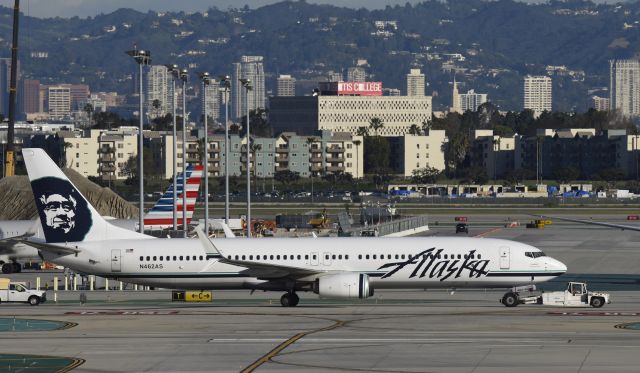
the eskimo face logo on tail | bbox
[31,177,92,243]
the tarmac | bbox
[1,212,640,372]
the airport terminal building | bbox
[270,82,432,136]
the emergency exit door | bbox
[111,249,122,272]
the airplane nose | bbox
[548,258,567,273]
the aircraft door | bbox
[499,247,510,269]
[323,252,332,266]
[111,249,122,272]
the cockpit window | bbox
[525,251,547,258]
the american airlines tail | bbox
[143,165,203,229]
[22,148,149,243]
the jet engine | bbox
[314,273,372,299]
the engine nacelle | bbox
[314,273,371,299]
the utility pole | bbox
[166,64,179,231]
[240,79,252,238]
[219,76,231,225]
[5,0,20,177]
[180,69,189,236]
[199,72,211,233]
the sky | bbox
[0,0,437,18]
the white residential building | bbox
[47,86,71,119]
[459,89,488,112]
[523,75,552,117]
[276,74,296,97]
[389,131,447,177]
[232,56,266,121]
[406,68,425,96]
[610,59,640,117]
[146,65,172,118]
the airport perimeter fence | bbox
[347,215,430,236]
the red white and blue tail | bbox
[143,165,203,229]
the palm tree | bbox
[408,124,421,135]
[353,139,361,179]
[356,126,369,137]
[368,117,384,136]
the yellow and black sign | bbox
[172,290,212,302]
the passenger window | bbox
[358,254,362,259]
[277,255,281,260]
[332,255,336,260]
[139,256,143,261]
[388,254,392,259]
[444,254,448,259]
[199,256,203,261]
[173,256,177,261]
[312,255,317,260]
[186,256,190,261]
[401,255,405,259]
[153,256,157,261]
[297,255,301,260]
[338,255,342,260]
[305,255,309,260]
[345,255,349,260]
[325,255,329,260]
[249,255,253,260]
[179,256,183,260]
[366,255,370,259]
[160,256,164,261]
[192,256,197,261]
[270,255,274,260]
[373,255,377,259]
[395,254,399,259]
[477,254,481,259]
[241,255,245,260]
[146,256,150,261]
[457,254,461,259]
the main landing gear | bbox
[1,262,21,274]
[280,292,300,307]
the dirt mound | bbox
[0,169,139,220]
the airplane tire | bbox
[290,293,299,307]
[28,296,40,306]
[280,293,299,307]
[590,297,604,308]
[1,263,13,274]
[502,292,519,307]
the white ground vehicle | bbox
[0,278,46,306]
[501,282,610,308]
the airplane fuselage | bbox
[40,236,566,291]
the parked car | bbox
[455,223,469,234]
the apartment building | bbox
[389,130,447,177]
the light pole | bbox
[165,64,179,231]
[239,78,252,238]
[199,72,211,233]
[126,48,151,233]
[180,68,188,236]
[219,75,231,225]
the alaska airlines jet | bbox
[0,165,202,274]
[20,148,567,307]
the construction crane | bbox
[5,0,20,176]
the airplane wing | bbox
[195,227,323,280]
[532,214,640,232]
[17,238,81,256]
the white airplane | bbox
[20,148,567,307]
[0,164,203,274]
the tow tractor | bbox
[500,282,610,308]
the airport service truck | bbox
[501,282,610,308]
[0,278,46,306]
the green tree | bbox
[274,170,300,185]
[356,126,369,137]
[83,103,94,127]
[368,117,384,136]
[364,136,390,173]
[408,123,421,135]
[554,166,579,184]
[411,166,442,184]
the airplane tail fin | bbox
[143,165,203,229]
[22,148,149,243]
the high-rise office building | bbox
[21,79,41,114]
[523,75,552,117]
[47,85,71,119]
[201,79,220,123]
[277,75,296,97]
[610,59,640,117]
[459,89,488,112]
[232,56,266,121]
[147,65,172,118]
[326,71,343,82]
[406,68,425,96]
[346,67,366,82]
[68,84,90,110]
